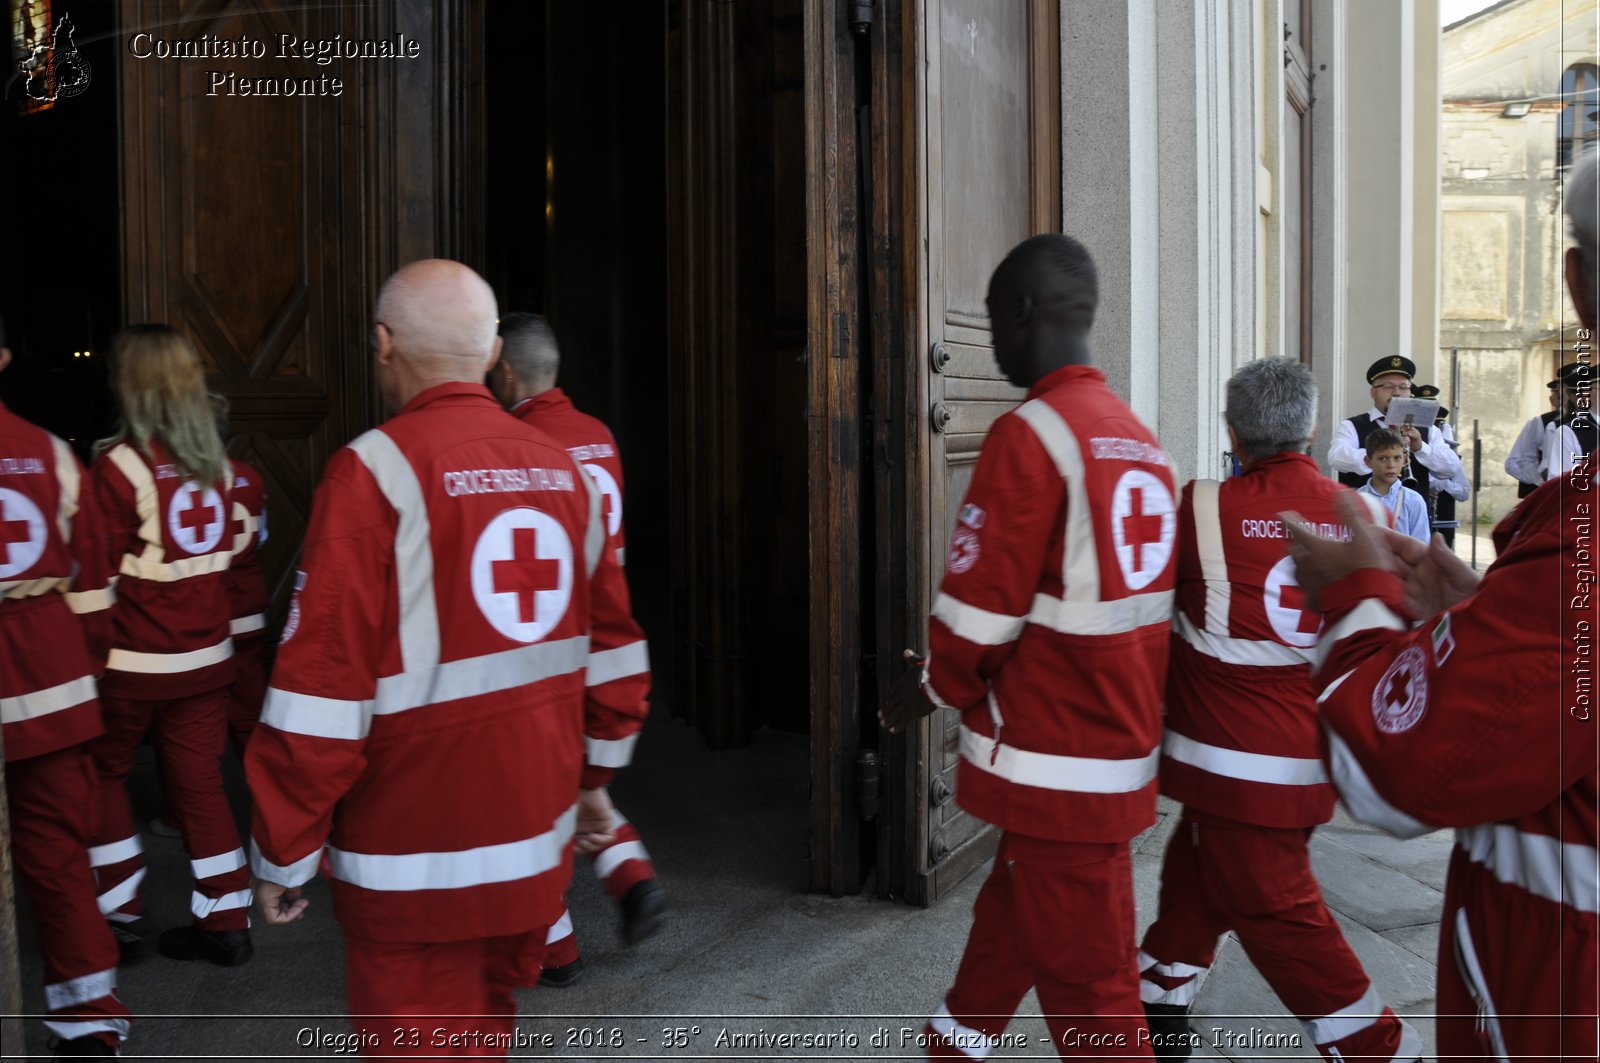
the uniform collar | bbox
[1244,450,1318,475]
[398,381,498,415]
[1367,406,1388,424]
[1026,364,1104,401]
[513,387,572,419]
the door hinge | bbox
[854,748,879,820]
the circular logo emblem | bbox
[166,482,225,555]
[1264,555,1322,648]
[1110,470,1176,591]
[0,488,48,579]
[1372,646,1429,735]
[470,507,574,643]
[947,525,981,574]
[583,462,623,540]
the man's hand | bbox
[879,649,939,735]
[574,787,617,855]
[1280,492,1394,610]
[1382,528,1480,620]
[254,879,309,926]
[1400,425,1424,452]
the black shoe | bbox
[538,957,585,988]
[50,1034,118,1057]
[619,879,668,946]
[157,925,253,967]
[108,920,143,963]
[1144,1003,1194,1061]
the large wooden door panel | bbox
[894,0,1058,905]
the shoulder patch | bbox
[1372,646,1429,735]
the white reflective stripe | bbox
[921,660,957,712]
[231,501,258,555]
[1028,589,1174,636]
[106,912,140,925]
[1138,950,1206,978]
[1163,730,1328,786]
[107,445,161,569]
[1315,667,1358,705]
[1173,611,1312,667]
[261,687,373,741]
[1324,726,1434,839]
[1014,400,1098,603]
[65,587,112,614]
[545,909,574,944]
[1454,908,1511,1061]
[350,429,441,680]
[107,638,232,675]
[958,724,1159,794]
[1303,982,1383,1046]
[585,733,638,769]
[230,612,266,635]
[615,547,625,566]
[44,967,116,1011]
[119,547,232,582]
[1,574,67,600]
[373,635,590,715]
[43,1018,130,1042]
[51,433,80,543]
[96,867,145,915]
[593,840,649,880]
[587,639,650,686]
[191,847,247,881]
[0,673,96,725]
[88,835,142,868]
[580,464,605,577]
[1189,479,1231,633]
[1313,600,1407,671]
[929,1003,999,1061]
[250,839,324,888]
[1456,823,1600,913]
[192,887,253,919]
[1140,977,1200,1006]
[329,805,577,891]
[931,592,1027,647]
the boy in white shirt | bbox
[1357,427,1430,542]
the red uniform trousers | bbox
[346,927,548,1059]
[227,633,269,753]
[1139,812,1413,1060]
[7,744,132,1049]
[542,809,656,968]
[1434,849,1598,1062]
[88,689,251,930]
[926,832,1150,1061]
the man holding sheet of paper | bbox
[1327,356,1466,504]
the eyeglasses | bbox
[1372,382,1412,394]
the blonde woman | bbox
[83,324,252,968]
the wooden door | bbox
[121,0,485,619]
[884,0,1060,906]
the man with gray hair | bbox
[1286,147,1599,1061]
[1138,357,1420,1061]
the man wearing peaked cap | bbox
[1406,385,1468,548]
[1326,356,1466,502]
[1541,361,1597,483]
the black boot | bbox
[50,1034,118,1057]
[1144,1002,1194,1061]
[538,957,585,988]
[619,878,668,946]
[157,925,253,967]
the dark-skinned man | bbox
[1282,145,1599,1061]
[883,233,1177,1061]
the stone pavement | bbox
[14,712,1450,1061]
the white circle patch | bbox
[0,488,48,579]
[166,482,225,555]
[1264,555,1322,648]
[470,507,574,643]
[583,463,623,540]
[947,525,981,574]
[1110,470,1176,590]
[1372,646,1429,735]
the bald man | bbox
[246,261,649,1056]
[884,234,1177,1060]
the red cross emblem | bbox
[1275,582,1322,635]
[0,488,45,579]
[176,487,218,543]
[1111,470,1175,591]
[492,526,562,625]
[0,499,31,566]
[1371,646,1429,734]
[1122,488,1164,574]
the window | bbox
[1558,63,1599,175]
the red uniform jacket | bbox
[1314,458,1597,1061]
[924,365,1177,844]
[83,440,235,699]
[0,402,104,761]
[227,458,269,640]
[512,388,650,786]
[1162,452,1386,828]
[246,384,649,943]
